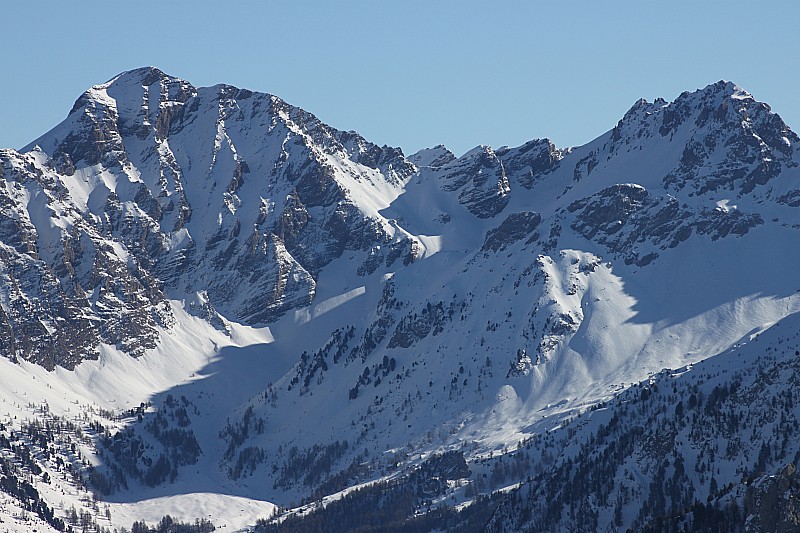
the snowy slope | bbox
[1,69,800,531]
[485,311,800,532]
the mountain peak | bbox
[408,144,456,168]
[701,79,750,99]
[67,66,195,116]
[617,81,753,130]
[106,66,175,87]
[664,80,752,116]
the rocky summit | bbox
[1,68,800,532]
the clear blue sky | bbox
[2,1,798,157]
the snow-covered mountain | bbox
[1,68,800,532]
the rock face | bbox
[481,211,541,252]
[566,183,764,266]
[496,138,566,190]
[745,464,800,533]
[428,145,511,218]
[0,148,160,369]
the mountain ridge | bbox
[1,68,800,531]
